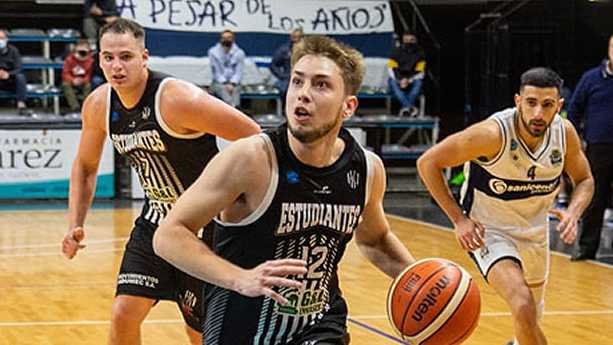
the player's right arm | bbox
[417,119,502,251]
[153,136,306,305]
[62,86,109,259]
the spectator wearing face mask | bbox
[388,32,426,117]
[62,39,94,113]
[0,28,30,115]
[208,29,245,108]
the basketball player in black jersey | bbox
[153,36,416,344]
[60,19,260,345]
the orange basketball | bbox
[387,258,481,345]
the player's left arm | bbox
[551,119,594,243]
[354,152,415,279]
[159,79,261,140]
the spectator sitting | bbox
[270,28,303,100]
[83,0,119,42]
[0,28,30,115]
[62,39,94,114]
[388,32,426,117]
[208,30,245,108]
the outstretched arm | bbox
[153,137,306,304]
[354,152,415,278]
[549,119,594,243]
[160,79,260,140]
[62,86,108,259]
[417,119,501,251]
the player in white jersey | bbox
[417,67,594,345]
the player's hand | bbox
[61,226,86,259]
[548,208,578,244]
[234,259,307,305]
[454,217,485,251]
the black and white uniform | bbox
[204,124,375,345]
[461,107,565,286]
[108,70,219,331]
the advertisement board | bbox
[0,129,114,199]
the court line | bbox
[0,282,114,289]
[351,309,613,320]
[0,248,123,258]
[0,238,128,251]
[386,214,613,269]
[2,308,611,328]
[348,317,405,344]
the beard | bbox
[517,107,550,138]
[288,108,343,144]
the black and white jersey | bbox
[204,124,375,344]
[460,108,566,230]
[107,70,219,225]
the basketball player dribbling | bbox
[417,67,594,345]
[60,19,260,345]
[153,36,416,344]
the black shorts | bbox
[288,294,350,345]
[116,217,214,331]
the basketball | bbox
[387,258,481,345]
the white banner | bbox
[117,0,393,34]
[0,129,114,198]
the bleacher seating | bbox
[147,55,396,116]
[4,28,78,115]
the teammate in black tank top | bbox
[154,36,416,345]
[60,19,260,345]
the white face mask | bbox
[0,39,7,49]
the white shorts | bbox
[470,226,550,286]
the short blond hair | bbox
[291,35,365,95]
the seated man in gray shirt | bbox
[208,30,245,108]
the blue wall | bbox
[145,29,394,57]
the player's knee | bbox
[111,299,144,326]
[510,296,539,328]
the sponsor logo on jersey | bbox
[117,273,159,288]
[141,106,151,120]
[488,178,558,195]
[347,170,359,189]
[489,179,508,194]
[510,139,518,151]
[277,287,328,316]
[179,289,197,318]
[111,111,120,122]
[550,149,562,166]
[275,203,361,235]
[287,170,300,184]
[313,185,332,194]
[111,130,167,154]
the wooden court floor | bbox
[0,207,611,345]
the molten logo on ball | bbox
[412,274,450,321]
[387,258,481,345]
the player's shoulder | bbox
[225,134,271,162]
[363,149,384,173]
[560,116,576,132]
[158,78,205,108]
[81,84,111,128]
[461,117,502,143]
[83,83,110,112]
